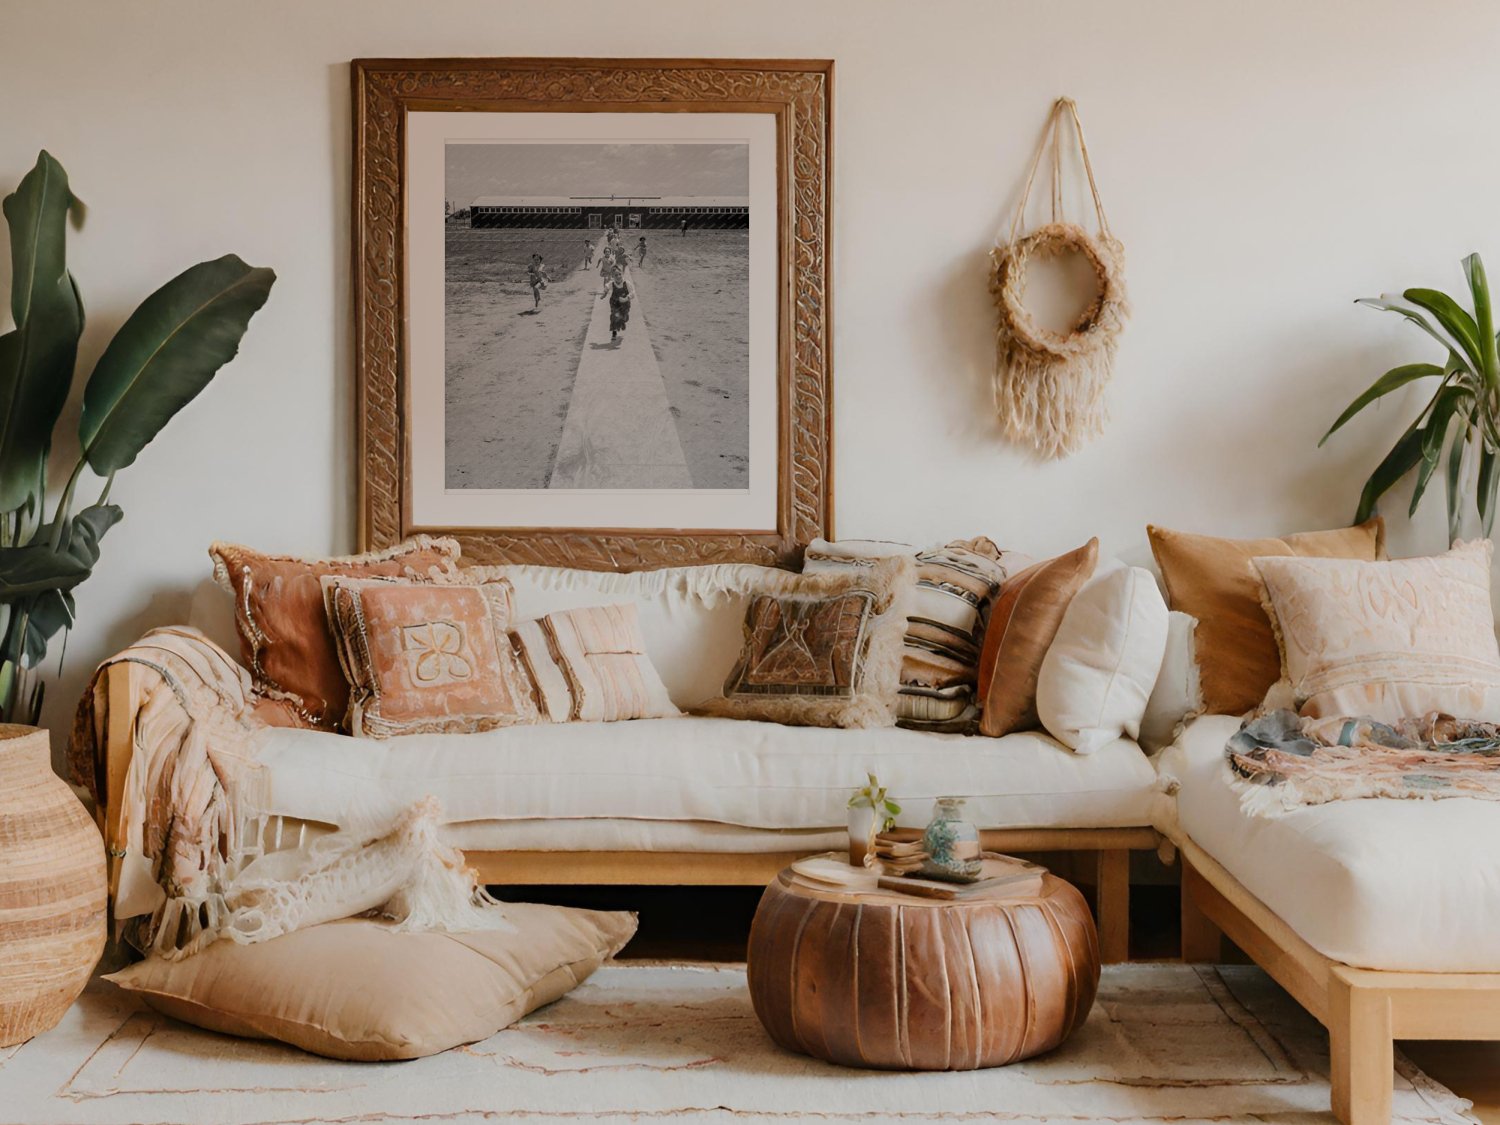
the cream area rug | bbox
[0,963,1474,1124]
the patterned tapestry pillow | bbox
[977,538,1099,738]
[804,538,1024,731]
[322,574,539,738]
[1147,518,1386,717]
[700,555,916,729]
[1254,540,1500,723]
[510,603,679,723]
[211,537,461,730]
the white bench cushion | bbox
[250,716,1157,834]
[1159,714,1500,972]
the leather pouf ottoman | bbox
[747,866,1100,1070]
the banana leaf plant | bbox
[1323,253,1500,545]
[0,151,274,725]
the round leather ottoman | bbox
[747,865,1100,1070]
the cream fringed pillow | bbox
[699,555,916,729]
[510,603,679,723]
[323,574,539,738]
[1254,540,1500,722]
[106,905,637,1061]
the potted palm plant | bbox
[1323,253,1500,544]
[0,151,274,724]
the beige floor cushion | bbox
[105,903,637,1060]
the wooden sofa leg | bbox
[1179,858,1224,963]
[1094,848,1129,964]
[1328,968,1393,1125]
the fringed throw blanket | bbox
[70,627,509,959]
[1227,708,1500,816]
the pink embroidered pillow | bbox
[510,603,678,723]
[322,575,539,738]
[1254,540,1500,722]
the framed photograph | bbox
[352,58,833,569]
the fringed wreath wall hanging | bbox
[991,97,1129,460]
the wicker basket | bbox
[0,724,106,1046]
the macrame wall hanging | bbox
[990,97,1129,460]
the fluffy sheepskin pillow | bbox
[1035,564,1169,754]
[698,555,916,729]
[1254,539,1500,723]
[105,904,637,1061]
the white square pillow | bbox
[1036,564,1169,754]
[1254,539,1500,722]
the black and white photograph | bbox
[443,141,751,492]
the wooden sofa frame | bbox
[99,661,1156,963]
[1179,835,1500,1125]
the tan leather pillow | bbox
[210,537,461,729]
[323,575,540,737]
[977,539,1099,737]
[104,904,637,1061]
[1147,518,1385,716]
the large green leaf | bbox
[1320,362,1443,446]
[1481,447,1500,536]
[1462,253,1499,391]
[1445,411,1472,544]
[1404,287,1483,373]
[0,542,90,599]
[1355,421,1426,524]
[1410,387,1469,517]
[0,151,84,512]
[1357,295,1473,367]
[79,254,274,474]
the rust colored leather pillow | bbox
[977,539,1099,738]
[210,537,461,730]
[1147,518,1385,717]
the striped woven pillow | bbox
[803,538,1025,732]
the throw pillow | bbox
[105,903,637,1061]
[1035,564,1169,754]
[976,538,1099,738]
[1137,611,1203,752]
[210,537,461,730]
[322,575,540,738]
[510,603,679,723]
[1254,540,1500,722]
[804,537,1024,731]
[700,554,916,729]
[1146,518,1385,716]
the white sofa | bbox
[97,561,1167,963]
[1159,714,1500,1124]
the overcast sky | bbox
[445,142,747,206]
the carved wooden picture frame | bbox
[352,58,832,569]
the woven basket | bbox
[0,724,106,1046]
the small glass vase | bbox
[921,797,983,882]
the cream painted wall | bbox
[2,0,1498,744]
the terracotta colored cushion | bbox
[977,539,1099,738]
[510,603,679,723]
[1147,518,1385,716]
[323,575,540,738]
[1255,540,1500,722]
[699,555,916,729]
[210,537,460,729]
[104,904,637,1061]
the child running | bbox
[582,239,593,268]
[524,254,551,311]
[600,263,635,344]
[636,235,648,267]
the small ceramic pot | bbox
[921,796,983,882]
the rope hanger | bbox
[989,97,1129,461]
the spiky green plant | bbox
[1323,253,1500,544]
[0,151,274,724]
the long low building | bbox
[468,194,750,230]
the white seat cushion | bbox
[1158,714,1500,972]
[249,717,1157,834]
